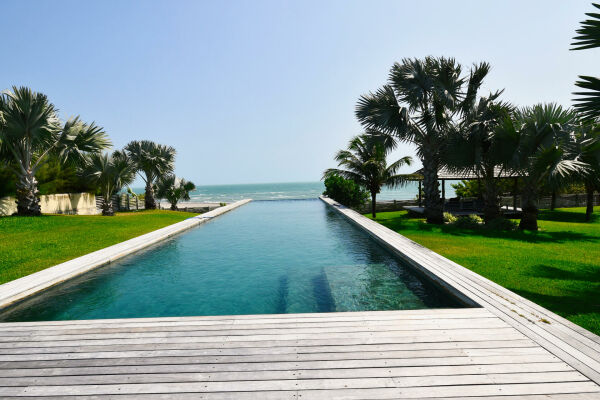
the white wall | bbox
[0,193,99,216]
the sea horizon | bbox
[130,180,459,203]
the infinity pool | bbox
[0,200,463,321]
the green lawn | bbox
[368,206,600,335]
[0,210,197,285]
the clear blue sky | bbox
[1,0,598,185]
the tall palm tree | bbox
[125,140,176,210]
[0,86,111,216]
[495,104,588,230]
[571,3,600,120]
[323,133,412,218]
[575,121,600,221]
[356,57,490,224]
[444,90,515,223]
[82,151,136,216]
[156,175,196,211]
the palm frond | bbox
[571,3,600,50]
[573,75,600,120]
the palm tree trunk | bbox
[422,151,443,224]
[101,197,114,216]
[482,174,501,224]
[371,192,377,218]
[170,203,178,211]
[145,181,157,210]
[586,183,594,222]
[15,169,41,216]
[550,190,557,211]
[519,185,538,231]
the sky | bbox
[1,0,599,185]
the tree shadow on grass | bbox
[526,264,600,282]
[538,209,599,224]
[417,220,597,244]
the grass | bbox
[368,206,600,336]
[0,210,197,285]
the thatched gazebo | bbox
[408,166,523,215]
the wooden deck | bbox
[0,197,599,398]
[1,308,599,399]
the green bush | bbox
[443,212,457,224]
[451,214,483,229]
[451,178,521,198]
[486,217,518,231]
[323,175,368,208]
[0,156,95,198]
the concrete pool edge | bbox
[320,195,600,384]
[0,199,252,311]
[319,196,478,307]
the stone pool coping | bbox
[0,199,252,310]
[320,195,600,385]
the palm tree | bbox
[444,90,515,223]
[156,175,196,210]
[125,140,176,210]
[0,86,111,216]
[571,3,600,120]
[356,57,490,224]
[323,133,412,218]
[575,121,600,221]
[82,151,136,216]
[495,104,588,230]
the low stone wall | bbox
[0,193,98,216]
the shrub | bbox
[443,212,457,224]
[451,214,483,229]
[486,217,518,231]
[323,175,368,208]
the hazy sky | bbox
[1,0,599,185]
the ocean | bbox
[133,181,458,204]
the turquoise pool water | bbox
[0,200,463,321]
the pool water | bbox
[0,200,463,322]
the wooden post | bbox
[418,180,422,207]
[126,194,130,211]
[513,177,518,211]
[136,197,139,211]
[441,179,445,210]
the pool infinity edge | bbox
[0,199,252,311]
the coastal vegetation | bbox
[368,206,600,335]
[125,140,176,210]
[0,87,111,215]
[0,210,197,285]
[82,151,136,216]
[327,58,600,230]
[322,175,368,209]
[571,3,600,119]
[442,81,513,223]
[324,133,412,217]
[495,104,588,230]
[355,58,495,224]
[326,5,600,229]
[156,175,196,210]
[0,86,194,217]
